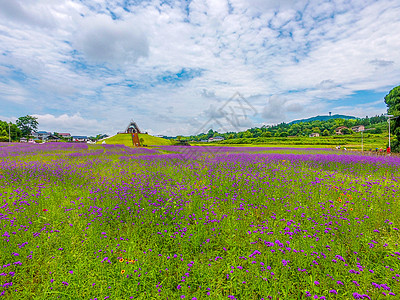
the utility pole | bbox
[8,122,11,143]
[388,116,392,149]
[361,130,363,152]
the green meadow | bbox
[97,134,174,147]
[213,134,390,152]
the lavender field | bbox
[1,143,399,299]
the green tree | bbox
[311,127,321,134]
[0,129,7,138]
[253,128,263,137]
[341,128,353,135]
[0,121,22,141]
[344,119,356,128]
[198,134,207,141]
[279,131,288,137]
[213,132,221,138]
[243,130,252,138]
[16,115,38,138]
[384,85,400,151]
[303,128,311,136]
[322,129,330,136]
[334,119,345,128]
[288,124,301,136]
[371,127,382,134]
[0,122,7,137]
[261,131,272,137]
[206,129,214,139]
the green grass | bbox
[208,133,391,151]
[191,143,335,149]
[101,132,391,151]
[98,133,173,147]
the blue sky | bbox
[0,0,399,136]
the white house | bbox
[309,133,320,137]
[208,136,225,142]
[351,125,365,132]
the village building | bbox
[351,125,365,132]
[208,136,225,142]
[20,138,35,143]
[47,134,60,141]
[335,126,348,135]
[309,133,320,137]
[72,136,88,142]
[58,133,71,138]
[32,131,52,140]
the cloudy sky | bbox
[0,0,399,136]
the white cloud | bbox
[0,115,17,123]
[0,81,32,104]
[74,14,149,65]
[262,95,287,122]
[276,0,400,93]
[317,80,337,90]
[332,100,387,118]
[33,113,100,135]
[0,0,57,28]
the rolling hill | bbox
[97,133,173,147]
[289,114,357,124]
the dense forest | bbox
[182,115,389,142]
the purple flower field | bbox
[0,143,399,299]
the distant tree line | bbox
[183,114,389,142]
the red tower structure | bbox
[131,133,140,147]
[125,120,141,147]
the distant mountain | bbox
[289,114,357,124]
